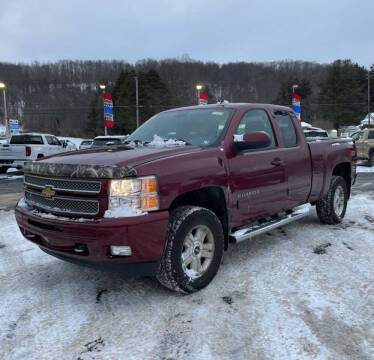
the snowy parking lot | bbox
[0,178,373,359]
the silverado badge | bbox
[42,186,55,198]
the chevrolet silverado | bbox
[15,103,357,292]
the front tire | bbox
[316,176,348,224]
[157,206,224,293]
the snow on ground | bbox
[0,195,373,359]
[357,165,374,173]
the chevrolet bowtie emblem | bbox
[42,186,55,198]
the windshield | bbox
[92,138,123,147]
[127,108,234,147]
[10,135,43,144]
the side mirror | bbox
[234,131,271,151]
[62,141,67,148]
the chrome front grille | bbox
[25,190,99,216]
[25,175,101,193]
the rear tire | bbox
[157,206,224,293]
[316,176,348,224]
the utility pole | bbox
[368,71,371,127]
[135,76,139,128]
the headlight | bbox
[109,176,159,212]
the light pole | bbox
[196,84,203,105]
[135,76,139,128]
[0,82,8,138]
[99,84,107,135]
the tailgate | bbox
[0,145,26,160]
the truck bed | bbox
[307,137,355,202]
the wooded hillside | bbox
[0,58,372,136]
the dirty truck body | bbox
[15,104,357,292]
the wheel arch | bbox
[169,186,229,250]
[332,162,352,199]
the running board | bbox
[230,205,310,243]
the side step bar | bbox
[230,205,310,243]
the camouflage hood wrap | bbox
[24,162,137,179]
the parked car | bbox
[91,135,128,148]
[78,140,93,150]
[351,128,374,166]
[0,133,70,173]
[16,104,357,292]
[301,122,328,138]
[57,138,77,151]
[339,125,360,137]
[0,137,8,145]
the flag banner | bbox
[104,105,113,115]
[104,114,114,128]
[103,93,114,127]
[292,92,301,120]
[199,92,208,105]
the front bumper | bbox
[15,204,169,276]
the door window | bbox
[52,137,62,146]
[235,109,276,149]
[368,130,374,140]
[45,136,54,145]
[275,112,298,147]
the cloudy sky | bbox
[0,0,373,67]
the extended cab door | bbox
[273,110,312,208]
[228,108,288,226]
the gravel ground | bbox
[0,192,373,360]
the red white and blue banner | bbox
[103,93,114,128]
[199,92,208,105]
[292,92,301,121]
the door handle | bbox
[271,158,284,166]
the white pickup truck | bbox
[0,133,70,173]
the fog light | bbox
[110,245,132,256]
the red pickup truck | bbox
[15,104,357,293]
